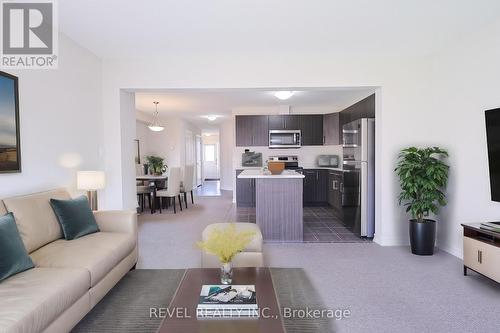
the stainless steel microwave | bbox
[269,130,301,148]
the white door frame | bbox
[195,135,202,186]
[202,143,220,180]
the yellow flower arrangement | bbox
[197,224,255,264]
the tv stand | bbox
[461,223,500,283]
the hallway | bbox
[194,180,221,196]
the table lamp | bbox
[77,171,106,210]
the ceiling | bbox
[59,0,500,59]
[135,88,375,130]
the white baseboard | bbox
[374,237,463,259]
[437,242,463,259]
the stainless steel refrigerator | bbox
[342,118,375,238]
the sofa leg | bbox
[130,264,137,271]
[191,190,194,204]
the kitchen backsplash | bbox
[233,145,343,169]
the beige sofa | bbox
[201,223,264,268]
[0,189,138,333]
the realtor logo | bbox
[1,0,58,69]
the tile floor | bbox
[225,205,369,243]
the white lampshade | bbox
[77,171,106,190]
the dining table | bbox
[136,174,168,213]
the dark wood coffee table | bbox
[157,267,286,333]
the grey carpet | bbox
[136,193,500,332]
[72,268,334,333]
[270,268,334,333]
[72,270,185,332]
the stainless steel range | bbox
[268,155,303,173]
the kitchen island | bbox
[237,169,304,242]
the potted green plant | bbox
[145,155,167,175]
[395,147,449,255]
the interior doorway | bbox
[202,132,220,180]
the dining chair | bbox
[136,181,153,213]
[156,167,182,214]
[181,165,195,209]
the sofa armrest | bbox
[93,210,137,235]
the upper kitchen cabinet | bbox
[268,115,300,130]
[323,112,340,145]
[299,114,323,146]
[338,94,375,142]
[235,115,269,146]
[340,94,375,124]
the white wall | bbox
[101,19,500,258]
[135,120,149,164]
[0,34,102,199]
[219,118,234,190]
[135,113,201,176]
[426,20,500,257]
[182,120,201,171]
[135,113,182,168]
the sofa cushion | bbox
[0,213,34,282]
[0,202,7,216]
[50,196,100,240]
[2,189,71,253]
[0,267,89,333]
[30,232,135,287]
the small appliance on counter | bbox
[317,155,339,168]
[242,150,263,167]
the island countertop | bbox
[237,169,305,179]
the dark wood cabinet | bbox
[236,170,256,207]
[328,172,335,206]
[268,115,300,130]
[235,115,269,146]
[316,170,329,203]
[236,114,329,147]
[338,94,375,141]
[303,170,317,205]
[285,115,300,130]
[328,171,343,215]
[303,169,329,206]
[299,115,323,146]
[323,113,340,145]
[268,115,284,130]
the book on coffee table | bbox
[480,222,500,233]
[196,285,258,318]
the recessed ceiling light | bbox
[274,91,295,100]
[206,115,217,121]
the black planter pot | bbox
[409,219,436,255]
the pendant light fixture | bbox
[274,91,295,100]
[148,101,164,132]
